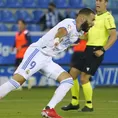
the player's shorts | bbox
[14,46,66,80]
[71,46,104,75]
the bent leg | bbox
[0,48,49,99]
[70,67,81,105]
[41,61,73,109]
[47,71,73,108]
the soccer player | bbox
[0,8,95,118]
[61,0,117,112]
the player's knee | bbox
[80,77,86,84]
[57,71,72,82]
[80,73,90,84]
[13,74,26,85]
[69,68,80,80]
[60,77,73,85]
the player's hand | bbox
[54,42,59,47]
[94,50,104,57]
[54,38,60,47]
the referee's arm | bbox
[104,16,117,51]
[104,28,117,51]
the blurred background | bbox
[0,0,118,88]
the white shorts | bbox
[14,46,66,80]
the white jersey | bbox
[31,18,84,57]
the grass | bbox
[0,87,118,118]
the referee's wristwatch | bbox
[101,47,106,53]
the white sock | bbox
[47,78,73,108]
[0,78,20,98]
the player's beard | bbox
[80,21,90,32]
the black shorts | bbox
[15,58,23,67]
[71,46,104,75]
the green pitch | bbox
[0,87,118,118]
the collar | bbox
[97,11,108,16]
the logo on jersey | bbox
[67,25,72,32]
[26,69,30,74]
[86,67,90,71]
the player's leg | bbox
[0,74,23,99]
[69,52,85,107]
[61,52,85,111]
[80,72,93,112]
[15,58,23,90]
[0,48,48,99]
[41,61,73,118]
[61,67,81,111]
[80,46,104,112]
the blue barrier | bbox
[0,65,118,86]
[0,32,118,64]
[0,32,118,86]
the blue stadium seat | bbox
[11,24,18,31]
[1,10,15,22]
[112,0,118,10]
[0,11,2,21]
[6,0,22,8]
[107,0,112,9]
[15,10,33,22]
[54,0,69,8]
[28,25,40,31]
[83,0,95,8]
[37,0,51,8]
[0,24,9,31]
[113,14,118,24]
[69,0,85,8]
[64,10,77,18]
[32,10,43,23]
[22,0,37,8]
[0,0,6,7]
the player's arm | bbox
[54,27,68,46]
[103,29,117,51]
[70,32,88,47]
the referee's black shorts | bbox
[70,46,104,76]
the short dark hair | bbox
[105,0,108,2]
[78,8,95,16]
[49,2,56,8]
[18,19,26,25]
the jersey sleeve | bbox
[105,15,116,30]
[58,19,74,34]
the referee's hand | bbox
[94,50,104,57]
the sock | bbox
[0,78,20,98]
[47,78,73,108]
[71,78,80,105]
[82,82,93,108]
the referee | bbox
[62,0,117,112]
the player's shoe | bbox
[61,103,80,111]
[41,108,62,118]
[81,106,93,112]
